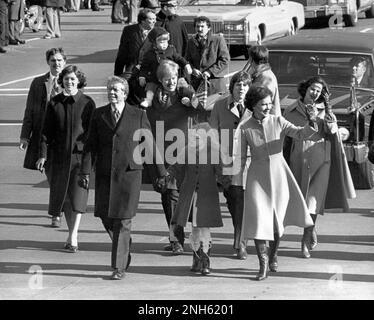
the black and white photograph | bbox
[0,0,373,307]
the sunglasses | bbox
[166,4,177,7]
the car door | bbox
[263,0,290,38]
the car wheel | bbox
[343,2,358,27]
[365,4,374,18]
[348,160,374,189]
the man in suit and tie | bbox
[19,47,66,227]
[79,76,168,280]
[209,71,252,260]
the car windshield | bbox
[179,0,267,5]
[269,51,374,89]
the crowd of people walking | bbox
[17,2,358,281]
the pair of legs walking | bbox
[101,217,132,280]
[60,200,82,252]
[223,185,247,259]
[161,189,185,254]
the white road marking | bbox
[0,123,22,126]
[360,28,372,33]
[25,38,42,42]
[0,74,45,87]
[0,86,107,91]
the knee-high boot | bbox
[254,239,269,281]
[191,249,202,272]
[301,226,313,258]
[310,214,318,251]
[200,243,211,275]
[269,233,280,272]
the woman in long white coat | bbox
[234,85,316,280]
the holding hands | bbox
[78,174,90,190]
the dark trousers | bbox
[0,0,9,47]
[161,188,185,245]
[223,185,245,249]
[100,216,114,239]
[111,218,132,272]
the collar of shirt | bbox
[111,103,125,115]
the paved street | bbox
[0,6,373,302]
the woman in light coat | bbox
[283,76,356,259]
[234,85,316,280]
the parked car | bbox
[177,0,305,58]
[264,32,374,189]
[292,0,374,27]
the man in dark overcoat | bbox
[156,0,188,57]
[8,0,25,45]
[0,0,9,53]
[114,8,156,77]
[79,76,167,280]
[19,47,66,227]
[186,16,230,96]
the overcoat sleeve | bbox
[20,78,37,141]
[206,35,230,78]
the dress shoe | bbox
[43,35,53,39]
[0,47,6,53]
[9,39,18,45]
[164,243,173,251]
[172,241,184,255]
[16,39,26,44]
[92,7,104,11]
[110,270,125,280]
[236,246,247,260]
[64,243,78,253]
[51,216,61,228]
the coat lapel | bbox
[101,104,116,130]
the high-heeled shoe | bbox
[65,243,78,253]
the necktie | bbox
[237,103,244,118]
[50,77,60,97]
[113,108,121,123]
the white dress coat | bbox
[233,115,315,240]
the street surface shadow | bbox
[68,49,117,64]
[281,234,374,247]
[349,208,374,217]
[0,261,111,279]
[279,249,374,261]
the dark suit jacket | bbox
[81,103,166,219]
[20,72,49,170]
[186,32,230,95]
[114,23,146,76]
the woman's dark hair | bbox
[297,76,328,103]
[194,16,211,28]
[45,47,66,62]
[229,71,252,94]
[244,85,272,111]
[57,65,87,89]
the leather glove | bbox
[78,174,89,190]
[153,173,170,194]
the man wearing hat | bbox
[156,0,188,57]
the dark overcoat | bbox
[8,0,24,21]
[155,11,188,57]
[186,31,230,95]
[114,23,146,76]
[80,103,167,219]
[170,142,224,228]
[20,72,49,170]
[40,91,95,215]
